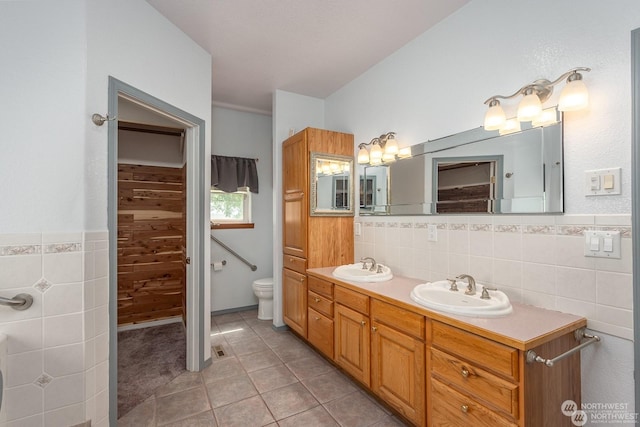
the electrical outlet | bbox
[427,224,437,242]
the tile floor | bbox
[118,309,408,426]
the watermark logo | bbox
[561,400,639,425]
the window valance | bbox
[211,155,259,193]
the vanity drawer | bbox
[284,255,307,274]
[371,299,425,340]
[308,307,334,358]
[431,321,518,381]
[430,378,517,427]
[335,286,369,315]
[430,347,518,418]
[308,276,333,298]
[308,290,333,317]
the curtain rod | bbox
[212,154,258,162]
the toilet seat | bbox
[253,278,273,287]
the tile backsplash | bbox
[355,214,633,340]
[0,232,109,427]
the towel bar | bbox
[0,293,33,311]
[526,328,600,367]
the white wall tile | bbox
[0,234,41,246]
[5,384,43,421]
[43,314,83,348]
[7,413,43,427]
[556,267,597,303]
[43,252,83,284]
[0,319,42,355]
[93,250,109,279]
[596,271,633,310]
[44,343,83,377]
[43,282,83,316]
[7,350,42,387]
[469,231,493,258]
[594,238,632,274]
[44,402,85,427]
[522,290,557,311]
[492,259,523,289]
[94,333,109,364]
[0,288,43,322]
[555,235,596,269]
[0,256,42,289]
[595,305,633,329]
[556,297,597,320]
[522,234,557,265]
[469,256,493,284]
[493,231,522,261]
[522,263,556,294]
[44,373,84,411]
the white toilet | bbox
[252,277,274,320]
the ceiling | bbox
[146,0,470,115]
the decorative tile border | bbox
[557,225,591,236]
[448,223,467,231]
[494,224,521,233]
[43,242,82,253]
[524,225,556,235]
[0,245,41,256]
[414,223,428,229]
[470,223,492,232]
[387,222,398,228]
[400,222,413,228]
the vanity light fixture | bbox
[483,67,591,132]
[357,132,399,165]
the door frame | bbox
[107,77,209,424]
[631,27,640,415]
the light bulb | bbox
[484,100,506,131]
[558,78,588,111]
[370,144,383,160]
[532,107,558,127]
[357,147,370,164]
[382,152,396,163]
[397,147,412,158]
[499,118,521,135]
[384,136,398,155]
[517,92,542,122]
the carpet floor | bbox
[117,321,186,419]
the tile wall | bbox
[0,232,109,427]
[355,214,633,340]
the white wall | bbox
[210,107,273,311]
[0,0,212,425]
[318,0,639,423]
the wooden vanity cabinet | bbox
[307,276,334,358]
[371,299,426,427]
[282,128,354,338]
[428,320,581,427]
[334,286,371,387]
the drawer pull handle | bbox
[314,297,320,303]
[360,320,366,326]
[371,326,377,332]
[314,316,320,321]
[461,404,469,413]
[289,258,294,263]
[461,367,469,378]
[300,277,305,282]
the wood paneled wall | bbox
[117,164,186,326]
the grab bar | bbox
[210,235,257,271]
[0,293,33,311]
[526,328,600,367]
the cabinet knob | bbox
[461,404,469,413]
[461,367,469,378]
[314,316,320,321]
[371,326,378,332]
[300,277,305,282]
[360,320,366,326]
[314,297,320,303]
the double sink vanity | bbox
[281,127,588,426]
[304,263,586,427]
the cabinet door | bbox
[283,133,308,258]
[282,268,307,337]
[334,303,370,386]
[371,321,426,427]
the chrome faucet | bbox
[456,274,476,296]
[360,257,377,272]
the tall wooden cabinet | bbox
[282,127,354,338]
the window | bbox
[210,187,253,228]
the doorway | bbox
[107,78,209,425]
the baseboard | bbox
[117,316,183,332]
[211,304,258,316]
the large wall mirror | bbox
[359,115,563,215]
[311,152,355,216]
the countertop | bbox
[307,267,587,351]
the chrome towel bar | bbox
[0,293,33,311]
[526,328,600,367]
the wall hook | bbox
[91,113,117,126]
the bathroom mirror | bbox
[359,115,563,215]
[310,152,355,216]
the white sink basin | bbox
[332,263,393,283]
[410,280,512,318]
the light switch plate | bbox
[584,230,621,258]
[354,222,362,236]
[427,224,437,242]
[585,168,621,196]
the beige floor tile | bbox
[160,410,218,427]
[213,395,274,427]
[201,357,245,384]
[277,405,340,427]
[117,395,155,427]
[238,348,283,372]
[228,336,269,356]
[271,341,317,363]
[156,386,211,426]
[261,382,320,420]
[301,370,359,403]
[286,354,334,380]
[205,373,258,408]
[248,364,298,393]
[323,391,388,427]
[155,371,203,398]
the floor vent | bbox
[213,344,226,358]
